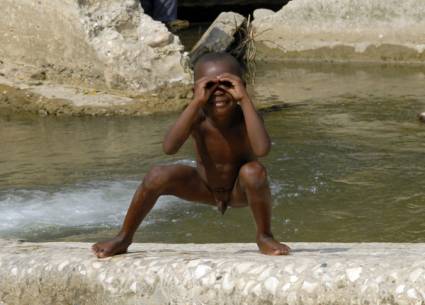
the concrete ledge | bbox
[1,240,424,305]
[253,0,425,63]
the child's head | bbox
[193,52,243,81]
[193,52,244,114]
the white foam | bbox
[0,180,177,235]
[0,171,287,238]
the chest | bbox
[195,123,249,160]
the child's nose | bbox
[213,87,226,95]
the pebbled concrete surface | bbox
[1,240,425,305]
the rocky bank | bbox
[1,0,425,115]
[0,0,192,115]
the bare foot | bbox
[256,234,290,255]
[91,235,131,258]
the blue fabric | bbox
[140,0,177,22]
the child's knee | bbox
[239,161,267,189]
[143,166,170,191]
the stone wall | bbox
[1,239,425,305]
[253,0,425,63]
[0,0,191,93]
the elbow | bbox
[253,143,271,157]
[162,142,177,155]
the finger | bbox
[196,76,218,86]
[218,73,241,82]
[205,80,219,90]
[205,82,219,96]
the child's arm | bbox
[219,73,271,157]
[163,76,218,155]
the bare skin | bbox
[92,55,290,258]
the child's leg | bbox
[92,164,214,258]
[231,161,290,255]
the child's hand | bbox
[193,76,219,105]
[217,73,248,103]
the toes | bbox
[97,250,107,258]
[91,244,99,254]
[275,246,290,255]
[92,244,107,258]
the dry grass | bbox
[228,15,257,84]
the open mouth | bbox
[214,100,227,107]
[211,97,229,108]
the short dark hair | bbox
[193,52,244,80]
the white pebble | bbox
[130,282,137,293]
[346,267,362,282]
[302,281,318,294]
[11,267,18,276]
[282,283,291,291]
[284,264,294,274]
[258,268,271,281]
[295,265,307,273]
[407,288,418,299]
[194,265,211,280]
[395,285,405,294]
[236,262,253,273]
[222,274,235,292]
[264,276,279,294]
[201,273,216,286]
[58,261,69,272]
[92,262,102,269]
[187,259,201,268]
[242,280,256,295]
[252,283,262,296]
[409,268,423,282]
[98,272,106,282]
[145,276,156,286]
[290,275,298,283]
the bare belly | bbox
[196,162,240,190]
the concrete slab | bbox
[1,240,424,304]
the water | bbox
[1,62,424,243]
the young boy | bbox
[92,52,290,257]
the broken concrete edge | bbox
[0,76,298,117]
[253,42,425,64]
[0,80,192,117]
[1,239,425,305]
[252,0,425,64]
[0,80,289,117]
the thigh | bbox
[229,161,271,208]
[160,164,215,205]
[229,176,248,208]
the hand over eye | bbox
[193,77,218,105]
[217,73,247,102]
[218,80,233,89]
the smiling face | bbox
[194,54,243,115]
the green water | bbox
[0,62,424,243]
